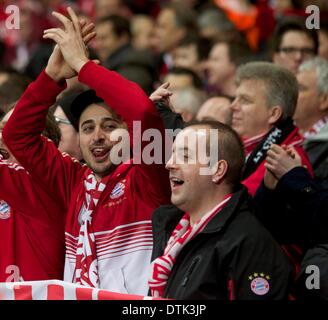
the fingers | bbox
[81,22,95,38]
[269,144,284,154]
[264,162,276,174]
[83,31,96,45]
[43,28,66,39]
[79,19,86,29]
[67,7,81,35]
[52,11,74,33]
[43,32,62,44]
[160,82,170,89]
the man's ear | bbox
[268,106,283,125]
[319,93,328,112]
[212,160,228,184]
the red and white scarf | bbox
[74,172,109,288]
[303,116,328,139]
[243,132,267,157]
[149,195,232,298]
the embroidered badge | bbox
[249,273,270,296]
[0,200,11,219]
[110,181,126,199]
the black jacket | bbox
[255,167,328,247]
[297,244,328,300]
[151,186,293,300]
[304,139,328,187]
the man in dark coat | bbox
[149,121,293,300]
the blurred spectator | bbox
[4,1,49,72]
[163,67,203,91]
[0,72,31,113]
[206,39,252,97]
[196,96,233,125]
[272,18,318,74]
[231,61,312,195]
[153,3,198,72]
[53,91,83,161]
[131,15,155,51]
[172,34,211,79]
[213,0,262,51]
[294,57,328,181]
[94,14,132,67]
[197,7,237,41]
[95,0,131,19]
[170,87,206,122]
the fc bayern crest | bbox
[251,277,270,296]
[0,200,11,219]
[110,182,126,199]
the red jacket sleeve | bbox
[2,71,85,209]
[78,62,170,199]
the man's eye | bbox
[104,123,118,131]
[82,126,93,133]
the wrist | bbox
[45,66,65,83]
[71,58,89,74]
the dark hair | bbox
[69,90,123,131]
[178,34,212,61]
[162,2,198,34]
[271,18,319,54]
[184,120,245,188]
[96,14,131,39]
[44,112,61,148]
[320,20,328,36]
[167,67,203,90]
[0,73,32,112]
[212,39,253,67]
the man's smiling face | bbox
[79,103,123,179]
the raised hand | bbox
[43,7,92,75]
[149,82,174,111]
[45,15,96,82]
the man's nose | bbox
[165,154,176,171]
[230,97,239,111]
[92,126,105,142]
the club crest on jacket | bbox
[0,200,11,219]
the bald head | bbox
[196,97,232,125]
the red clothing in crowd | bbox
[3,62,170,294]
[242,127,313,196]
[0,159,65,282]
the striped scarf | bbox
[149,195,232,298]
[74,172,108,288]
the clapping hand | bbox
[44,7,96,79]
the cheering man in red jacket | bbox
[3,7,170,294]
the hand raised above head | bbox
[43,7,95,74]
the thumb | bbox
[92,59,101,65]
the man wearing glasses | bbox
[272,18,318,74]
[53,92,83,161]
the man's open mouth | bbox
[170,177,184,189]
[90,147,111,161]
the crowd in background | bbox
[0,0,328,300]
[0,0,328,115]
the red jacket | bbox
[0,159,65,282]
[242,127,313,196]
[3,62,170,294]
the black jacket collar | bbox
[153,185,251,236]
